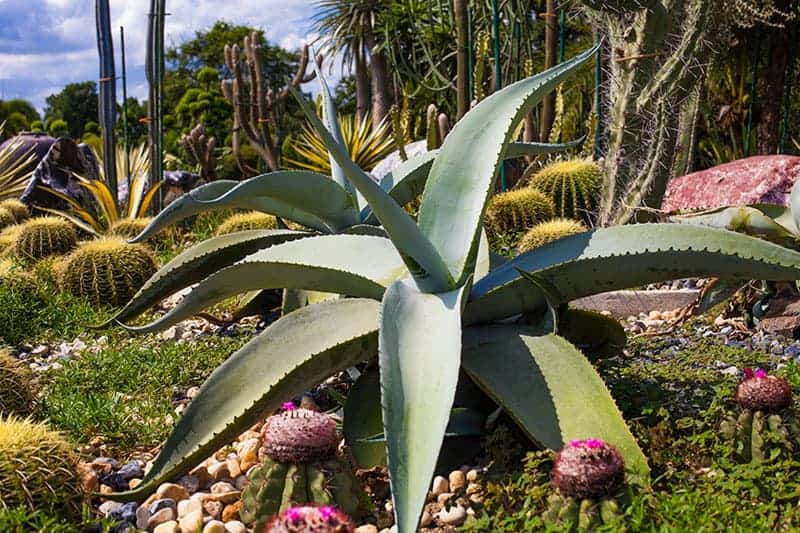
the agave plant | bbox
[38,143,160,236]
[0,124,37,201]
[105,46,800,533]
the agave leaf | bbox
[362,150,439,223]
[792,180,800,233]
[124,234,408,333]
[465,224,800,324]
[291,86,452,291]
[475,229,491,281]
[193,171,361,231]
[130,180,239,243]
[751,203,800,234]
[105,298,380,501]
[671,206,800,250]
[99,230,305,327]
[417,44,599,286]
[380,278,467,532]
[461,327,649,481]
[505,136,586,158]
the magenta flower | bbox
[285,507,303,522]
[319,505,335,521]
[570,439,584,447]
[755,368,768,378]
[585,439,604,449]
[282,401,296,411]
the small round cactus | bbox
[517,218,587,254]
[0,199,30,223]
[528,158,601,222]
[264,505,355,533]
[261,406,339,464]
[14,216,78,262]
[736,367,792,412]
[552,439,625,500]
[0,207,15,230]
[0,348,36,416]
[0,224,21,258]
[58,238,158,307]
[484,189,555,240]
[217,211,278,235]
[109,217,153,240]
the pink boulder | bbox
[661,156,800,212]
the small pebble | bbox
[222,501,242,522]
[430,475,449,496]
[448,470,466,492]
[420,510,433,527]
[99,501,122,517]
[437,504,467,526]
[224,521,247,533]
[152,521,179,533]
[148,507,177,529]
[136,505,151,529]
[466,469,479,482]
[178,498,203,518]
[204,499,223,519]
[157,482,190,501]
[149,498,177,514]
[203,520,226,533]
[178,510,203,533]
[437,492,453,505]
[354,526,378,533]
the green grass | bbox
[42,332,251,453]
[0,506,108,533]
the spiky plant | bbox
[0,416,82,517]
[528,159,601,222]
[0,270,44,345]
[264,505,355,533]
[241,405,367,530]
[109,217,153,240]
[518,218,588,254]
[0,124,37,201]
[720,368,799,463]
[216,211,279,236]
[0,199,30,223]
[544,439,625,530]
[14,217,77,263]
[0,348,36,416]
[484,189,555,241]
[103,47,800,533]
[59,238,157,307]
[0,224,21,258]
[0,207,15,230]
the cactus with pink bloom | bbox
[720,367,799,463]
[240,405,370,531]
[543,438,626,530]
[263,504,355,533]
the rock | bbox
[178,510,204,533]
[157,482,190,501]
[152,521,179,533]
[225,457,242,478]
[224,521,247,533]
[76,462,99,493]
[430,475,449,496]
[420,510,433,527]
[209,481,240,503]
[662,155,800,211]
[147,507,177,529]
[178,498,203,518]
[100,484,113,495]
[448,470,466,492]
[437,504,467,526]
[178,473,201,494]
[190,465,214,488]
[233,474,248,491]
[186,386,201,399]
[110,522,135,533]
[354,526,379,533]
[128,478,142,490]
[203,520,226,533]
[136,505,151,529]
[437,492,453,505]
[149,498,177,515]
[99,501,123,517]
[110,502,139,524]
[92,457,119,474]
[204,499,223,519]
[466,469,479,482]
[221,501,242,522]
[208,461,231,481]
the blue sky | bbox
[0,0,320,114]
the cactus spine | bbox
[14,217,78,262]
[484,189,555,241]
[0,199,30,223]
[0,207,14,230]
[240,407,368,531]
[0,348,36,416]
[216,211,278,236]
[518,218,588,254]
[59,237,157,307]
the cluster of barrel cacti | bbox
[240,404,363,532]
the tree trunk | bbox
[355,46,370,123]
[756,1,791,154]
[365,30,392,129]
[540,0,557,141]
[454,0,469,120]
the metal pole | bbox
[491,0,506,190]
[120,26,130,192]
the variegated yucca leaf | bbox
[792,179,800,232]
[671,206,800,250]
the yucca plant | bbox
[285,110,395,173]
[0,124,37,201]
[38,143,161,236]
[104,47,800,533]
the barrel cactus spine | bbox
[216,211,279,236]
[240,405,369,531]
[0,199,30,223]
[109,217,153,240]
[517,218,588,254]
[528,158,601,222]
[0,207,15,230]
[720,368,799,463]
[14,217,78,263]
[484,189,555,244]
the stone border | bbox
[574,289,700,318]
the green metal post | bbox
[120,26,130,191]
[491,0,506,190]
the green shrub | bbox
[0,271,44,345]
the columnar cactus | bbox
[544,439,625,530]
[14,217,78,262]
[528,159,601,222]
[721,368,799,462]
[264,504,355,533]
[240,406,368,531]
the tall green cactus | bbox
[146,0,166,212]
[95,0,117,200]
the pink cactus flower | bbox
[755,368,768,378]
[585,439,604,449]
[319,505,336,521]
[281,401,296,411]
[285,507,303,523]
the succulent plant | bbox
[14,217,77,262]
[241,406,368,530]
[721,368,799,463]
[264,505,355,533]
[59,238,158,307]
[517,218,588,254]
[0,270,44,345]
[0,224,21,257]
[555,308,627,360]
[0,207,15,230]
[0,199,30,223]
[528,159,601,222]
[217,211,279,236]
[0,348,36,416]
[109,217,153,240]
[0,416,82,517]
[484,189,555,241]
[544,439,625,530]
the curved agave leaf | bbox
[417,44,599,286]
[671,206,800,250]
[505,137,586,159]
[193,171,360,231]
[465,224,800,324]
[475,229,491,281]
[130,180,239,243]
[292,86,452,291]
[98,230,305,327]
[792,179,800,232]
[125,234,408,333]
[461,327,648,481]
[380,278,467,533]
[363,150,439,223]
[105,298,380,501]
[752,203,800,234]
